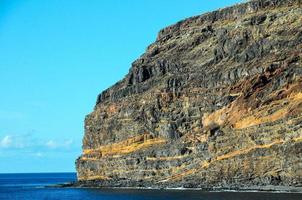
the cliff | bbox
[76,0,302,189]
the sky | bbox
[0,0,243,173]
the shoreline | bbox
[52,182,302,193]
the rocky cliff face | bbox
[76,0,302,189]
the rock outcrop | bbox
[76,0,302,189]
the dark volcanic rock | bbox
[76,0,302,189]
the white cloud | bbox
[45,140,57,149]
[64,139,73,147]
[0,135,12,148]
[0,133,78,158]
[0,135,28,149]
[45,139,73,149]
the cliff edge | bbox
[76,0,302,190]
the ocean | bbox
[0,173,301,200]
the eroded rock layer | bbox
[76,0,302,188]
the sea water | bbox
[0,173,301,200]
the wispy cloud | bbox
[45,140,57,149]
[0,135,12,148]
[45,139,73,149]
[0,133,79,158]
[0,134,30,149]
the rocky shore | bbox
[57,182,302,193]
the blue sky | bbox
[0,0,243,173]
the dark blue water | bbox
[0,173,301,200]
